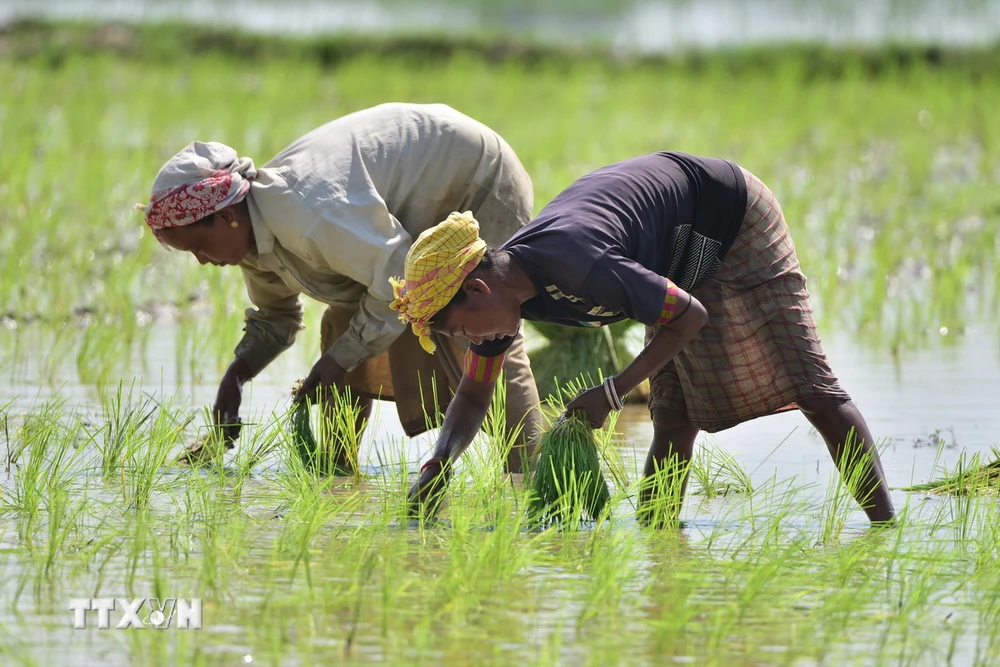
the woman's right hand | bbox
[212,358,255,443]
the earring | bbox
[230,221,239,228]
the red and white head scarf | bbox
[136,141,257,236]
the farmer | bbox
[136,103,542,472]
[393,152,896,524]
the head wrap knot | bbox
[135,141,256,237]
[389,211,486,354]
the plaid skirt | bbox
[647,167,850,433]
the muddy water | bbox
[1,323,999,665]
[2,323,998,511]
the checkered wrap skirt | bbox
[647,167,850,432]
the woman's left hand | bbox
[294,356,348,404]
[565,384,613,429]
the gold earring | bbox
[230,221,239,228]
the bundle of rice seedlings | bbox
[290,399,319,470]
[901,447,1000,494]
[288,381,359,477]
[527,411,611,527]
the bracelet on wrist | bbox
[602,376,624,411]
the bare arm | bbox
[211,263,303,443]
[234,262,304,372]
[212,356,262,442]
[566,291,709,427]
[614,293,708,396]
[407,375,497,516]
[430,375,497,461]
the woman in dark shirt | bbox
[390,151,895,525]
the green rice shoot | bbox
[290,400,321,473]
[288,382,363,477]
[901,447,1000,494]
[528,411,611,527]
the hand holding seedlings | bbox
[528,411,611,526]
[293,356,347,405]
[407,458,453,518]
[565,381,616,429]
[181,357,252,462]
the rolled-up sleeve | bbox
[325,287,407,371]
[582,251,677,327]
[296,196,412,372]
[234,262,304,373]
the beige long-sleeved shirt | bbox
[234,103,532,373]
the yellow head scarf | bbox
[389,211,486,354]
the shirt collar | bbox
[246,187,275,257]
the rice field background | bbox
[1,19,1000,666]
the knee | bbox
[797,397,851,422]
[650,408,698,440]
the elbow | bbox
[457,376,496,413]
[682,295,709,336]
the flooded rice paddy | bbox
[2,301,999,666]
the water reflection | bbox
[4,0,1000,51]
[2,322,998,503]
[615,331,1000,512]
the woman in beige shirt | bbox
[137,103,541,473]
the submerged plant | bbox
[527,412,610,527]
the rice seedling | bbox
[88,381,150,479]
[404,371,541,525]
[288,382,366,478]
[635,454,690,530]
[818,429,892,544]
[901,447,1000,494]
[371,435,417,525]
[227,415,282,504]
[289,400,324,472]
[689,439,754,497]
[2,401,82,547]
